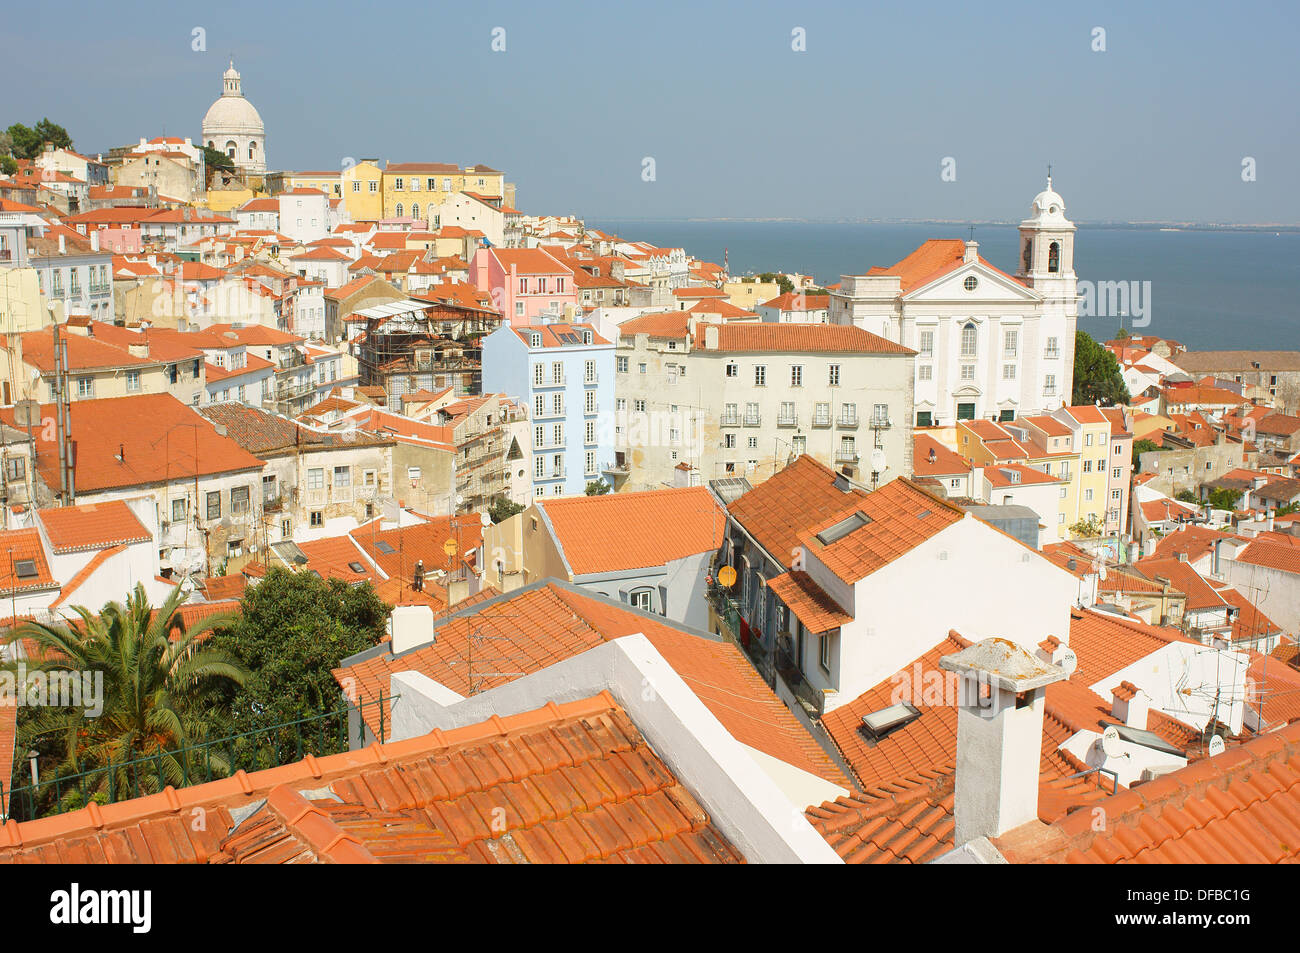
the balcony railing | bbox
[870,415,891,429]
[720,412,741,427]
[811,413,832,428]
[1045,348,1060,360]
[838,414,859,428]
[742,412,761,427]
[777,412,798,428]
[836,450,860,464]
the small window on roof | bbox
[861,702,922,740]
[13,559,38,579]
[1113,724,1184,758]
[816,511,871,546]
[348,562,366,574]
[375,541,396,555]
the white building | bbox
[830,180,1077,428]
[201,61,266,176]
[277,189,328,245]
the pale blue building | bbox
[481,322,615,499]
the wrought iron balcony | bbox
[811,413,832,428]
[720,412,741,427]
[742,412,761,427]
[837,414,859,428]
[777,412,798,428]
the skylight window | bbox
[13,559,37,579]
[1114,724,1184,758]
[348,562,366,574]
[816,512,871,546]
[375,541,396,555]
[861,702,922,740]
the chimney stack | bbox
[963,240,979,264]
[90,230,100,253]
[58,233,65,255]
[939,639,1068,846]
[1111,681,1149,729]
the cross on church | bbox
[968,226,976,241]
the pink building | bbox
[472,247,577,326]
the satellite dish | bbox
[1056,647,1078,678]
[869,448,887,473]
[480,512,491,527]
[1208,735,1226,757]
[1100,725,1124,759]
[1098,564,1108,581]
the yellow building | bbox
[0,267,49,335]
[381,162,507,221]
[957,417,1083,537]
[201,187,260,214]
[286,171,342,197]
[721,278,781,311]
[341,160,384,222]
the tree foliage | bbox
[585,479,611,496]
[1073,330,1131,406]
[2,584,245,813]
[488,496,525,524]
[1069,514,1105,538]
[1132,437,1165,466]
[1175,489,1199,504]
[1206,487,1242,511]
[204,569,389,739]
[758,272,795,295]
[5,119,72,159]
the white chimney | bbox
[58,234,65,255]
[388,604,435,654]
[940,639,1069,846]
[90,230,100,253]
[963,240,979,264]
[1111,681,1149,729]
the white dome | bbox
[202,63,264,137]
[1025,177,1070,226]
[203,95,264,136]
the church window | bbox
[960,323,977,357]
[1048,241,1060,273]
[963,275,978,291]
[1022,240,1032,272]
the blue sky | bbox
[8,0,1299,223]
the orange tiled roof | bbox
[617,311,690,340]
[912,434,971,477]
[36,500,151,553]
[0,693,743,864]
[1066,607,1196,687]
[0,395,265,494]
[1150,524,1244,563]
[765,572,852,633]
[0,701,15,817]
[797,478,965,584]
[0,529,57,593]
[334,582,847,787]
[996,719,1300,863]
[727,455,868,567]
[693,322,913,355]
[866,239,1027,293]
[1132,556,1228,611]
[539,487,724,575]
[1236,538,1300,576]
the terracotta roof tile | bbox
[797,478,965,584]
[334,582,847,788]
[693,322,914,354]
[539,487,724,575]
[727,455,868,567]
[36,500,151,553]
[0,529,57,593]
[765,572,852,634]
[997,719,1300,863]
[0,694,743,864]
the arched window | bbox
[411,203,419,219]
[395,203,404,218]
[225,141,237,159]
[1048,241,1060,273]
[960,322,977,357]
[248,142,256,160]
[629,588,653,612]
[1022,239,1032,272]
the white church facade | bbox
[829,179,1078,427]
[201,61,266,176]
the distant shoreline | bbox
[591,219,1300,233]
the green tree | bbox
[488,496,525,523]
[5,119,72,159]
[205,569,389,741]
[758,272,795,295]
[1114,327,1130,341]
[1206,487,1242,511]
[1132,437,1164,466]
[0,155,15,176]
[585,479,611,495]
[3,584,245,813]
[1073,330,1131,406]
[1175,489,1199,504]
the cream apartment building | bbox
[613,315,915,490]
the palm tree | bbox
[2,583,247,813]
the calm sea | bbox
[591,221,1300,351]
